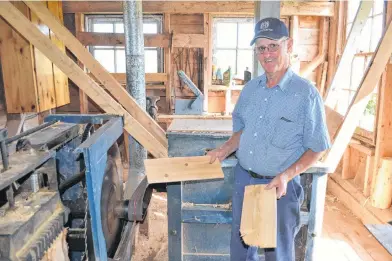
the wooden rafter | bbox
[0,1,168,158]
[62,1,335,17]
[24,1,168,150]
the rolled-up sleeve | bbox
[303,93,331,152]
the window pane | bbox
[144,23,158,34]
[358,18,371,52]
[93,23,113,33]
[370,15,383,51]
[238,23,254,48]
[215,50,236,74]
[347,0,360,24]
[373,0,384,15]
[237,50,253,77]
[216,23,237,48]
[116,49,126,73]
[95,49,115,72]
[145,49,158,73]
[115,23,124,33]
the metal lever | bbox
[177,70,204,110]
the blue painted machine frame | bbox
[45,114,124,261]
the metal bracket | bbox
[175,70,204,115]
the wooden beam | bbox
[0,1,168,158]
[62,1,335,17]
[24,1,168,149]
[144,156,224,184]
[324,1,372,108]
[324,17,392,172]
[76,32,206,48]
[107,73,167,84]
[371,157,392,209]
[240,184,277,248]
[204,13,212,113]
[164,14,172,113]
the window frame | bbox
[211,17,254,82]
[342,1,385,145]
[85,14,164,73]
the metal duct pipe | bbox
[123,0,147,183]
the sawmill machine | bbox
[0,114,152,261]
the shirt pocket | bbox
[271,118,303,149]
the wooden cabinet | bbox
[0,2,69,113]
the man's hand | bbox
[207,147,230,164]
[265,173,289,199]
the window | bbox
[86,15,163,73]
[336,1,385,139]
[212,18,254,84]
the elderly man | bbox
[208,17,331,261]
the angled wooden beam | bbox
[24,1,168,149]
[62,1,334,17]
[144,156,224,184]
[0,1,168,158]
[324,18,392,172]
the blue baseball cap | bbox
[250,17,289,46]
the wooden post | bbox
[341,147,351,179]
[164,14,172,113]
[203,13,211,113]
[371,157,392,209]
[75,13,89,114]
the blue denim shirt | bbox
[232,67,331,176]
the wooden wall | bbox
[56,1,328,116]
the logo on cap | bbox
[259,21,271,31]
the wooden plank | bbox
[299,16,320,29]
[324,17,392,172]
[0,2,37,113]
[76,31,170,47]
[164,13,172,113]
[75,13,89,114]
[47,1,70,107]
[371,157,392,209]
[170,24,204,34]
[108,73,168,84]
[62,1,335,16]
[240,184,277,248]
[168,119,232,133]
[0,1,167,158]
[76,32,206,48]
[173,34,206,48]
[341,147,351,179]
[170,14,203,26]
[297,45,318,62]
[328,172,392,224]
[362,155,375,197]
[30,1,56,112]
[144,156,224,184]
[24,1,168,149]
[204,13,211,113]
[298,28,319,45]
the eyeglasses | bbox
[254,39,287,54]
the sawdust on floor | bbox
[132,191,169,261]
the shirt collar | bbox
[258,67,293,93]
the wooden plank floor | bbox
[319,193,392,261]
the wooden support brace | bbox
[0,1,168,158]
[24,1,168,149]
[240,184,277,248]
[144,156,224,184]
